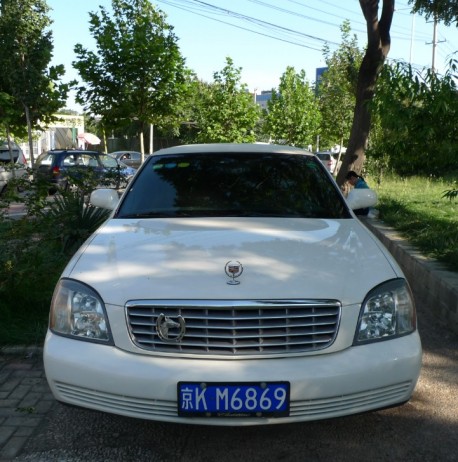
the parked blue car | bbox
[34,149,137,193]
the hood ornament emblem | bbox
[225,260,243,285]
[156,314,186,342]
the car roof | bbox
[153,143,314,157]
[46,149,100,155]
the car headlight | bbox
[354,279,416,344]
[50,278,113,343]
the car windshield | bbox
[116,152,350,219]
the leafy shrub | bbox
[35,191,111,253]
[370,61,458,176]
[442,187,458,201]
[0,172,110,346]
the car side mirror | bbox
[90,188,119,210]
[346,188,377,210]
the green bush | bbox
[369,61,458,176]
[0,218,67,345]
[0,174,110,346]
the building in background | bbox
[255,90,273,110]
[18,114,85,163]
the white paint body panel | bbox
[44,330,422,426]
[44,215,422,425]
[64,217,399,305]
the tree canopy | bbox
[190,57,260,143]
[73,0,188,152]
[0,0,71,164]
[264,67,321,147]
[409,0,458,25]
[370,60,458,175]
[318,21,363,152]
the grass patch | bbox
[372,175,458,272]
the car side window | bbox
[63,155,76,166]
[86,155,99,167]
[99,155,119,168]
[75,155,86,166]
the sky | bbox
[47,0,458,111]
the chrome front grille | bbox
[126,299,341,356]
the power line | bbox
[184,0,339,44]
[247,0,361,30]
[287,0,362,20]
[288,0,431,42]
[157,0,453,70]
[157,0,340,48]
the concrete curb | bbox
[362,217,458,335]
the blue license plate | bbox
[178,382,290,417]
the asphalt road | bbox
[12,295,458,462]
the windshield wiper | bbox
[189,209,300,218]
[117,211,190,218]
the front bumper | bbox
[44,331,422,426]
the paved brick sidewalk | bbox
[0,348,55,461]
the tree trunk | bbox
[140,131,145,160]
[5,126,17,182]
[336,0,394,186]
[102,128,108,154]
[24,104,35,168]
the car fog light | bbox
[355,279,416,344]
[50,278,112,343]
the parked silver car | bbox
[315,151,337,174]
[0,141,28,195]
[108,151,148,169]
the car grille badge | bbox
[156,314,186,342]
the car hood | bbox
[65,217,400,306]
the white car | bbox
[44,143,422,426]
[316,151,337,174]
[0,141,28,195]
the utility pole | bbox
[432,14,438,73]
[427,13,445,73]
[409,13,415,64]
[149,123,154,155]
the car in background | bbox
[43,143,422,427]
[109,151,147,169]
[0,141,28,195]
[315,151,337,174]
[34,149,137,193]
